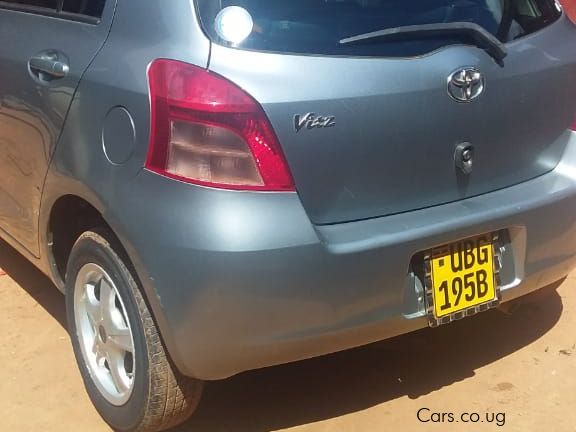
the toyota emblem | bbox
[447,67,485,103]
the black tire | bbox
[65,228,203,432]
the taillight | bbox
[561,0,576,24]
[146,59,294,191]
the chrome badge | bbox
[447,67,485,103]
[294,113,336,133]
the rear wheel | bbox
[65,229,203,432]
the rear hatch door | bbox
[200,0,576,224]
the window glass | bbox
[197,0,562,57]
[3,0,58,9]
[62,0,106,17]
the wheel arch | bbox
[39,184,186,377]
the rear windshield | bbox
[196,0,562,57]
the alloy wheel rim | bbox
[74,263,136,406]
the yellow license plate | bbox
[430,234,497,319]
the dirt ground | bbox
[0,239,575,432]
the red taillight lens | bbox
[146,59,294,191]
[561,0,576,24]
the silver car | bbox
[1,0,575,430]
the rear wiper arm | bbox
[339,22,507,64]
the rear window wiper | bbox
[339,22,507,64]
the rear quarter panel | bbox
[40,0,210,368]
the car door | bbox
[0,0,115,255]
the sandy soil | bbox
[0,238,575,432]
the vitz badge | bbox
[294,113,336,133]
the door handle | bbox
[29,51,69,80]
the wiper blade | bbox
[339,22,507,63]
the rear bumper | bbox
[113,132,576,380]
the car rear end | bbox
[58,0,576,381]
